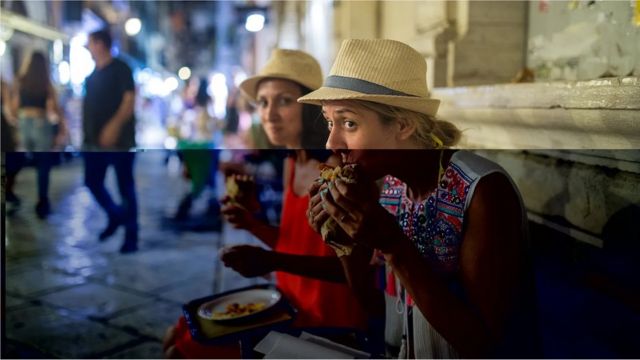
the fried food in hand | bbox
[317,164,358,256]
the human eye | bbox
[278,96,293,106]
[257,98,268,108]
[326,120,334,130]
[343,119,357,130]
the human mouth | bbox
[267,125,283,133]
[340,153,351,164]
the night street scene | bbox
[2,1,639,359]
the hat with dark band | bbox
[298,39,440,116]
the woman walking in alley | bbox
[10,51,68,218]
[302,39,540,358]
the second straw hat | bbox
[239,49,323,101]
[298,39,440,116]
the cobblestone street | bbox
[3,151,267,358]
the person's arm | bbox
[99,90,134,148]
[246,219,280,248]
[47,84,68,146]
[8,83,20,124]
[385,173,524,357]
[270,251,346,283]
[47,84,65,122]
[307,178,385,317]
[220,244,346,283]
[222,159,290,248]
[339,245,385,317]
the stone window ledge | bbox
[432,77,640,150]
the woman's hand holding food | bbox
[221,196,259,230]
[320,177,406,255]
[220,245,275,277]
[222,174,262,230]
[225,174,261,213]
[307,180,329,234]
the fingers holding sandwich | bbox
[224,173,260,213]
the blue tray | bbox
[182,284,297,345]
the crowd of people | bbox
[3,28,540,358]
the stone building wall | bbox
[283,0,640,248]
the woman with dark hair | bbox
[10,51,67,218]
[163,49,369,358]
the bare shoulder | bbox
[463,172,524,255]
[468,172,521,218]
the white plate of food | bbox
[197,288,282,322]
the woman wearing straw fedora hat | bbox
[303,39,540,358]
[163,49,369,359]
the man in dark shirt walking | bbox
[83,29,138,253]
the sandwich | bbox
[226,176,241,201]
[317,163,358,256]
[225,174,254,210]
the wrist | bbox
[265,250,279,272]
[109,118,124,127]
[373,207,406,255]
[381,233,410,265]
[246,215,263,232]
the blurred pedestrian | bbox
[2,80,23,214]
[82,29,138,253]
[9,51,68,218]
[172,77,221,229]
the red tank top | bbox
[275,157,367,329]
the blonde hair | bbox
[355,101,461,149]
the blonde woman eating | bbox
[303,39,540,358]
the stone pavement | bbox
[3,151,267,358]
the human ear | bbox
[395,116,416,141]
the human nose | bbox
[264,102,279,122]
[326,127,346,150]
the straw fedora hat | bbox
[298,39,440,116]
[239,49,323,101]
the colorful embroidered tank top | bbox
[377,151,531,359]
[379,152,477,273]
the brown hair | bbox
[355,100,461,148]
[17,51,51,98]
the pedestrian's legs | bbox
[113,151,138,253]
[34,153,53,199]
[4,152,24,208]
[33,119,56,211]
[84,152,124,239]
[33,152,54,218]
[20,117,56,218]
